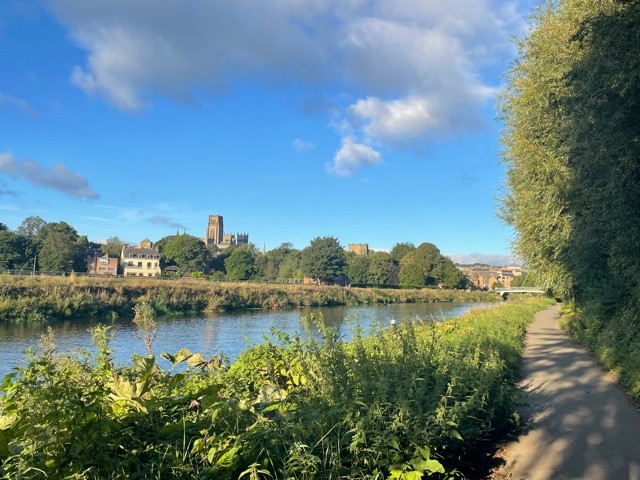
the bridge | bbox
[495,287,547,298]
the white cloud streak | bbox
[0,91,38,117]
[292,138,317,152]
[0,152,99,200]
[47,0,528,173]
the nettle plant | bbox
[0,299,552,479]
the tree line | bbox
[501,0,640,399]
[0,216,467,288]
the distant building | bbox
[205,215,224,246]
[204,213,249,249]
[121,239,161,277]
[236,233,249,245]
[462,264,523,289]
[348,243,369,255]
[87,254,118,276]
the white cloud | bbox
[292,138,317,152]
[0,152,99,200]
[329,137,380,177]
[0,91,38,117]
[48,0,529,170]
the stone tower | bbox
[206,215,224,246]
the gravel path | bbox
[493,305,640,480]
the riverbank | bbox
[0,275,496,324]
[0,298,554,479]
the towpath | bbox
[492,305,640,480]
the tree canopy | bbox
[101,236,126,258]
[399,243,464,288]
[161,234,211,273]
[224,246,255,281]
[300,236,347,284]
[500,0,640,304]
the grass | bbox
[0,274,497,325]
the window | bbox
[147,262,151,268]
[138,262,142,267]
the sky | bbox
[0,0,537,264]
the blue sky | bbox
[0,0,536,264]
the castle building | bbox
[348,243,369,255]
[205,214,249,249]
[205,215,224,246]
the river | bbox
[0,302,495,378]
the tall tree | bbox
[278,250,303,279]
[0,228,28,270]
[101,236,126,257]
[264,243,295,279]
[224,246,255,281]
[500,0,640,304]
[36,222,84,272]
[16,216,47,241]
[300,236,347,284]
[162,234,211,273]
[347,252,370,284]
[367,251,393,286]
[399,242,461,288]
[390,242,415,264]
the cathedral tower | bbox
[206,215,224,246]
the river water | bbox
[0,302,495,378]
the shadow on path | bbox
[493,305,640,480]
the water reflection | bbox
[0,302,495,378]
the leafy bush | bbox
[0,298,553,479]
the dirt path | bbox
[493,305,640,480]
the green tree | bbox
[38,231,77,271]
[224,246,255,281]
[390,242,415,264]
[367,251,393,286]
[278,250,303,279]
[300,236,347,284]
[264,243,295,279]
[162,234,211,273]
[101,236,126,257]
[154,235,174,255]
[398,243,462,288]
[36,222,84,272]
[0,227,28,270]
[16,215,47,241]
[435,257,466,289]
[347,252,370,284]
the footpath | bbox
[492,305,640,480]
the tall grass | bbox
[0,298,553,479]
[0,275,496,325]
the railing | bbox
[494,287,546,294]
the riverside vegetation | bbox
[500,1,640,405]
[0,275,495,325]
[0,297,554,479]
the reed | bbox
[0,274,496,324]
